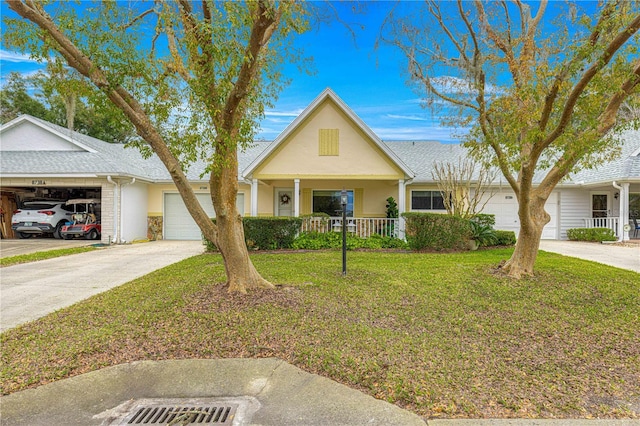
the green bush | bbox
[204,217,303,251]
[567,227,616,242]
[494,230,517,246]
[469,221,497,247]
[292,232,407,250]
[402,212,471,251]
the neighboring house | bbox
[1,88,639,242]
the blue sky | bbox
[1,2,460,143]
[0,1,594,144]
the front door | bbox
[592,193,610,218]
[276,189,294,217]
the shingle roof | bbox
[3,114,639,185]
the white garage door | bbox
[164,193,244,240]
[483,190,559,239]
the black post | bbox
[341,189,347,276]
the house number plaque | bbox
[32,180,47,185]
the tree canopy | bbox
[383,0,640,277]
[4,0,310,293]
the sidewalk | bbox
[1,358,637,426]
[539,240,639,273]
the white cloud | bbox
[385,114,430,122]
[265,109,304,117]
[431,75,504,96]
[0,49,42,64]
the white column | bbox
[251,179,258,217]
[398,179,406,238]
[621,182,630,241]
[294,179,300,217]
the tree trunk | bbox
[501,193,550,278]
[209,148,273,294]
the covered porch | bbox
[248,177,408,239]
[581,181,640,240]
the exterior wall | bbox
[120,182,149,242]
[558,188,590,239]
[254,100,403,180]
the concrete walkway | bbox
[539,240,640,273]
[0,240,205,331]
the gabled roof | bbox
[0,114,153,180]
[242,88,415,179]
[1,114,97,153]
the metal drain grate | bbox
[125,404,237,425]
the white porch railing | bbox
[301,217,399,238]
[583,217,619,237]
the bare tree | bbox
[431,158,496,219]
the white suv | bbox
[11,201,77,239]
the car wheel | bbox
[62,234,71,240]
[86,229,99,240]
[53,222,65,239]
[18,232,32,239]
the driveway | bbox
[539,240,640,273]
[0,241,205,332]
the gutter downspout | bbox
[107,176,119,244]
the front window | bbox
[630,193,640,218]
[313,190,353,216]
[411,190,445,210]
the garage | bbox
[481,190,559,239]
[163,192,245,240]
[1,185,102,239]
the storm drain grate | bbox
[125,404,237,425]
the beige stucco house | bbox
[1,88,639,242]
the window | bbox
[630,193,640,218]
[319,129,339,156]
[313,190,353,216]
[411,190,445,210]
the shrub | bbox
[292,231,407,250]
[469,221,497,247]
[204,217,303,251]
[471,213,496,228]
[402,212,471,251]
[494,230,517,246]
[567,227,616,242]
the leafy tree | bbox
[0,71,48,123]
[5,0,309,293]
[383,0,640,277]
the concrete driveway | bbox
[539,240,640,273]
[0,240,205,332]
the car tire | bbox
[86,229,99,240]
[53,222,65,239]
[62,234,72,240]
[18,232,32,239]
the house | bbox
[1,88,639,242]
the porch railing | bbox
[583,217,619,237]
[301,217,399,238]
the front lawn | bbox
[1,249,638,419]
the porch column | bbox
[617,182,630,241]
[398,179,406,238]
[294,178,300,217]
[251,179,258,217]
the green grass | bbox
[0,246,97,267]
[1,249,639,419]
